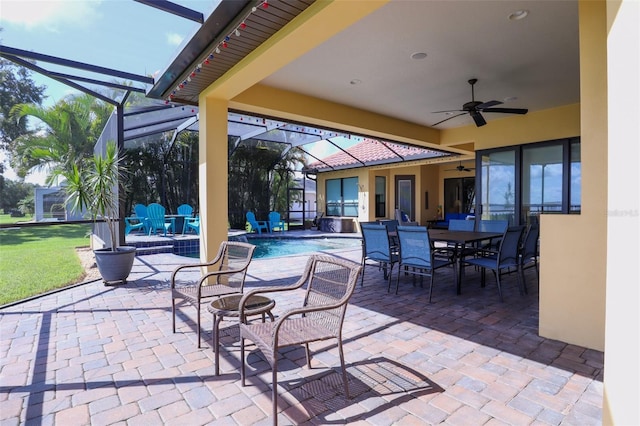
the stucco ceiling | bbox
[260,0,580,129]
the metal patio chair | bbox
[171,241,256,347]
[239,255,362,425]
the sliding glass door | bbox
[479,150,516,224]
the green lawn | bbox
[0,213,34,225]
[0,220,92,305]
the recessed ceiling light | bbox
[350,79,362,85]
[504,96,518,102]
[410,52,427,60]
[509,10,529,20]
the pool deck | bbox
[0,244,603,425]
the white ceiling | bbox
[261,0,580,129]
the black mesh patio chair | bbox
[462,225,526,302]
[396,225,456,300]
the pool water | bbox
[247,237,360,259]
[182,237,361,259]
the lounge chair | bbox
[146,203,175,236]
[124,203,148,235]
[267,211,285,233]
[246,211,268,234]
[394,209,419,226]
[183,216,200,235]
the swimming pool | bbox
[247,237,360,259]
[181,237,361,259]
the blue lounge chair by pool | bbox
[147,203,175,236]
[124,203,148,235]
[177,204,194,232]
[183,216,200,235]
[246,211,268,234]
[267,211,286,233]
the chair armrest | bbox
[239,279,307,323]
[170,252,225,288]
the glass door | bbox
[395,175,415,220]
[479,150,516,224]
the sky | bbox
[1,0,219,183]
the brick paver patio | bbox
[0,245,603,425]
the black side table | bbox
[207,294,275,375]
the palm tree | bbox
[9,93,112,183]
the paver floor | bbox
[0,246,603,425]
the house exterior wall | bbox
[195,0,636,421]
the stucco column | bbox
[198,97,228,261]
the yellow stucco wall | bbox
[538,0,607,352]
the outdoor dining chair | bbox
[519,223,540,292]
[360,222,398,290]
[396,225,456,300]
[462,225,525,302]
[239,254,362,425]
[171,241,256,348]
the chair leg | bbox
[304,343,311,367]
[197,303,202,348]
[171,297,176,333]
[495,270,504,302]
[428,272,435,303]
[272,361,278,425]
[337,339,350,399]
[240,337,246,386]
[360,260,366,287]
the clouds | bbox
[0,0,102,31]
[166,32,184,47]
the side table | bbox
[208,294,275,375]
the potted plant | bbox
[60,141,136,285]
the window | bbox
[477,137,580,225]
[326,177,359,217]
[375,176,386,218]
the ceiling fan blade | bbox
[432,109,464,114]
[470,111,486,127]
[431,112,467,127]
[477,100,502,109]
[482,107,528,114]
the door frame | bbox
[394,175,415,220]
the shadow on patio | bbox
[0,247,603,425]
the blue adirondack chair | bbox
[177,204,194,233]
[183,216,200,235]
[246,211,268,234]
[147,203,175,236]
[267,211,286,233]
[124,203,148,235]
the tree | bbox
[0,56,46,151]
[0,177,34,213]
[9,93,112,181]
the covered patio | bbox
[0,247,602,424]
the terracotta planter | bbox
[94,246,136,285]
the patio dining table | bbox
[428,229,503,295]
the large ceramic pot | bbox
[94,246,136,285]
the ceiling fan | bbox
[446,161,475,172]
[432,78,528,127]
